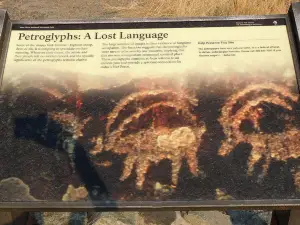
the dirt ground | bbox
[0,0,274,224]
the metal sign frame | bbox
[1,3,300,211]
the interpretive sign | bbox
[1,3,300,210]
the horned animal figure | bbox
[218,83,300,182]
[91,89,206,190]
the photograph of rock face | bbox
[1,69,299,203]
[0,20,300,205]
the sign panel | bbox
[1,17,300,208]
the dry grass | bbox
[3,0,300,19]
[103,0,300,18]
